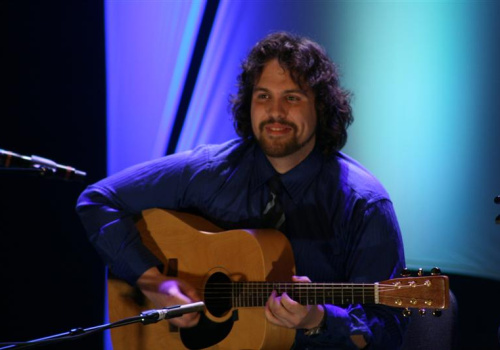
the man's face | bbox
[251,59,317,164]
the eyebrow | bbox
[253,86,309,96]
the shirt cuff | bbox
[297,304,372,349]
[110,238,163,285]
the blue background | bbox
[106,0,500,282]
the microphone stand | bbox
[495,195,500,224]
[0,302,205,350]
[496,195,500,346]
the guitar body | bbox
[108,209,297,350]
[108,209,451,349]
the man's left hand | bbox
[264,275,325,330]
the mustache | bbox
[258,118,297,132]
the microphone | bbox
[140,301,205,325]
[0,148,86,181]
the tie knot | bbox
[262,175,286,230]
[268,175,283,195]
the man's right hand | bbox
[136,267,201,328]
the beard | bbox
[256,120,316,158]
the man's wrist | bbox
[304,305,326,336]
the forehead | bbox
[254,59,312,96]
[256,59,297,87]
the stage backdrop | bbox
[105,1,500,281]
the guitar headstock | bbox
[378,268,449,316]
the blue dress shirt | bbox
[77,138,407,349]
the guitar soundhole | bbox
[204,272,232,317]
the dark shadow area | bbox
[449,273,500,350]
[3,1,106,349]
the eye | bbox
[257,93,270,100]
[286,95,300,102]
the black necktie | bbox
[262,175,285,230]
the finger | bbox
[279,292,300,311]
[178,280,202,301]
[266,291,289,319]
[265,301,285,327]
[181,288,201,302]
[292,275,311,283]
[266,290,282,313]
[265,297,293,328]
[265,292,281,321]
[164,297,201,328]
[268,292,303,329]
[170,311,200,328]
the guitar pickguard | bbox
[180,312,235,350]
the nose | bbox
[267,98,286,119]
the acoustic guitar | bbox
[108,209,449,350]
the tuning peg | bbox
[432,309,443,317]
[419,309,427,316]
[417,268,423,276]
[402,308,412,317]
[430,267,441,276]
[400,268,411,277]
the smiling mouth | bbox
[261,121,296,136]
[267,125,291,131]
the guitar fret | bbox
[233,282,237,307]
[231,282,376,307]
[249,282,252,307]
[254,282,257,307]
[240,282,243,307]
[251,283,254,307]
[258,282,262,306]
[252,282,255,306]
[244,282,248,307]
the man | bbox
[77,32,407,349]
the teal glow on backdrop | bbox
[106,1,500,280]
[334,2,500,280]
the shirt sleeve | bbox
[75,150,205,285]
[295,199,408,349]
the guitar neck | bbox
[231,282,377,307]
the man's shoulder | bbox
[187,138,253,165]
[325,152,390,202]
[204,138,252,159]
[175,138,255,176]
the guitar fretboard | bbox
[230,282,378,307]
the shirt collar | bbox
[251,145,324,203]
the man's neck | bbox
[265,141,316,174]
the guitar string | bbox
[195,283,429,290]
[196,283,433,304]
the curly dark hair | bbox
[231,32,353,154]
